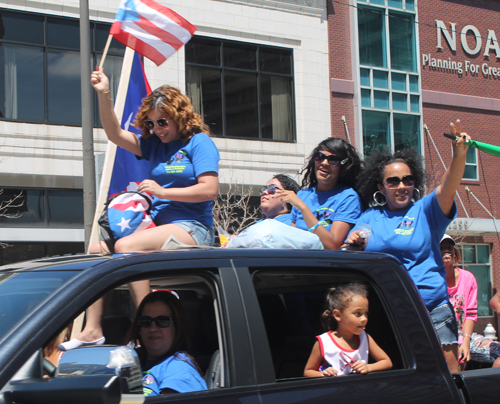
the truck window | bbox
[46,274,222,392]
[251,270,405,380]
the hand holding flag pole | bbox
[444,133,500,157]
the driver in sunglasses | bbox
[126,291,207,396]
[346,119,471,374]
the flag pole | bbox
[87,47,136,251]
[99,35,113,69]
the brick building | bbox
[329,0,500,331]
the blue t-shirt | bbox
[274,213,293,225]
[290,184,362,231]
[350,189,457,311]
[139,133,220,227]
[142,352,207,396]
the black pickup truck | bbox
[0,249,498,404]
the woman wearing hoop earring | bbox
[346,119,471,373]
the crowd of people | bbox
[53,67,499,394]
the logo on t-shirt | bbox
[316,208,334,227]
[394,216,415,235]
[165,150,188,173]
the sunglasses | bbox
[260,184,282,196]
[138,315,173,328]
[314,152,348,166]
[382,175,415,188]
[144,118,169,130]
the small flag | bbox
[110,0,196,66]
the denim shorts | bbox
[429,302,459,346]
[174,221,215,246]
[470,333,500,363]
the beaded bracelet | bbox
[308,222,321,232]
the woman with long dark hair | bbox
[279,137,363,250]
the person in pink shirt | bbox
[440,234,478,364]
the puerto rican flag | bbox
[107,182,156,240]
[108,51,151,198]
[110,0,197,66]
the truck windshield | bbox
[0,271,77,341]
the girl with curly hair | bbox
[59,67,219,351]
[279,137,363,249]
[346,119,471,373]
[304,283,392,377]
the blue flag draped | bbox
[108,52,151,197]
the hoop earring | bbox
[372,191,387,206]
[412,188,421,202]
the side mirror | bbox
[1,349,127,404]
[58,346,143,394]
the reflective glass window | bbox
[186,37,295,141]
[362,110,390,155]
[393,113,419,152]
[0,44,44,121]
[47,50,81,125]
[358,7,386,68]
[373,70,389,88]
[47,190,84,226]
[0,10,43,43]
[47,17,79,49]
[389,12,416,72]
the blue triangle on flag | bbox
[116,0,140,23]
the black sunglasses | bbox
[383,175,415,188]
[138,315,173,328]
[260,184,282,196]
[144,118,169,130]
[314,152,348,166]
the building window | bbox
[357,2,421,156]
[185,37,295,142]
[0,188,83,228]
[0,9,125,126]
[463,147,478,180]
[457,243,491,316]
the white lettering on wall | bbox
[436,20,456,51]
[484,30,500,58]
[461,25,482,55]
[436,20,500,58]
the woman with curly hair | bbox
[59,67,219,350]
[346,119,470,373]
[279,137,363,250]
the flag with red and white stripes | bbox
[110,0,196,66]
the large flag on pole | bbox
[110,0,197,66]
[108,51,151,197]
[88,48,151,250]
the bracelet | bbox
[463,334,472,339]
[102,90,110,94]
[308,222,321,232]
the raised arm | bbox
[435,119,470,217]
[90,67,142,156]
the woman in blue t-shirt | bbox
[59,67,219,351]
[346,119,470,373]
[279,137,363,250]
[127,291,207,396]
